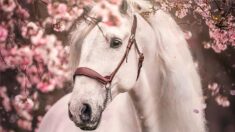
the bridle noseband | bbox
[73,15,144,88]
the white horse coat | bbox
[38,1,206,131]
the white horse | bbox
[38,1,206,132]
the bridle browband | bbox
[73,15,144,88]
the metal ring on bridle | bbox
[105,82,111,89]
[129,34,135,43]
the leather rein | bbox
[73,15,144,88]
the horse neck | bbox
[129,69,161,132]
[129,37,162,132]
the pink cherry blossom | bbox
[0,0,16,12]
[17,119,32,131]
[230,90,235,96]
[208,82,220,96]
[0,26,8,42]
[203,42,211,49]
[37,81,55,92]
[184,31,192,40]
[0,87,12,112]
[47,3,68,17]
[215,95,230,107]
[108,0,122,5]
[21,22,39,38]
[17,6,30,19]
[14,95,34,111]
[53,20,66,32]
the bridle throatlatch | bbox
[73,15,144,92]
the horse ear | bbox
[119,0,128,14]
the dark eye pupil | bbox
[110,38,122,48]
[113,40,120,45]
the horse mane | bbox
[68,20,86,77]
[127,1,206,131]
[147,10,206,132]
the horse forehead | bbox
[100,22,131,37]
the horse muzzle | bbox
[68,102,102,130]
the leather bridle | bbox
[73,15,144,88]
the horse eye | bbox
[110,38,122,48]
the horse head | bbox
[67,4,148,130]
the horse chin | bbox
[77,112,102,131]
[77,122,99,131]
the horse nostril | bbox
[80,103,92,122]
[68,103,73,121]
[68,108,73,121]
